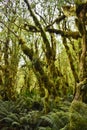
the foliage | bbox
[0,97,71,130]
[0,94,87,130]
[69,101,87,130]
[38,111,69,130]
[0,0,87,129]
[38,127,52,130]
[0,97,42,130]
[0,0,78,101]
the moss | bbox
[75,0,87,5]
[69,101,87,130]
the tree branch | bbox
[24,23,40,32]
[46,28,81,39]
[46,15,66,28]
[24,0,43,30]
[35,10,47,25]
[0,20,19,39]
[24,0,51,59]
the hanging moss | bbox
[19,38,33,61]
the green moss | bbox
[75,0,87,5]
[69,101,87,130]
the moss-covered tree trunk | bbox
[3,38,10,100]
[74,2,87,103]
[3,37,19,100]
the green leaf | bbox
[12,121,20,127]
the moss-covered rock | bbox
[69,101,87,130]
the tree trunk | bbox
[74,2,87,103]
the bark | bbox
[3,39,16,100]
[46,15,66,28]
[23,24,81,40]
[74,2,87,103]
[46,29,81,39]
[63,37,79,83]
[24,0,66,95]
[19,38,57,113]
[24,0,87,104]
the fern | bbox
[38,126,52,130]
[0,98,42,129]
[0,117,14,124]
[0,110,9,118]
[8,113,19,122]
[0,97,70,130]
[12,121,20,127]
[38,111,69,130]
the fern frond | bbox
[0,106,9,115]
[20,116,29,124]
[40,116,53,126]
[0,117,14,124]
[38,126,52,130]
[12,121,20,127]
[0,110,9,118]
[8,113,19,122]
[39,111,69,130]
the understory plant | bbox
[0,96,70,130]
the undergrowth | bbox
[0,96,70,130]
